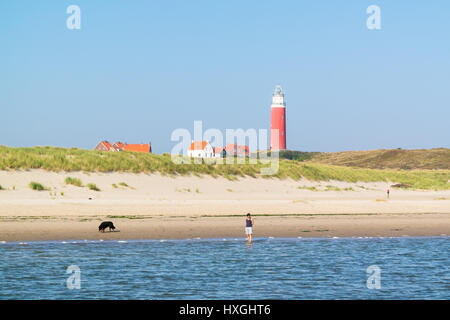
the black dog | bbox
[98,221,116,232]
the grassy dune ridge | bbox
[0,146,449,190]
[310,148,450,170]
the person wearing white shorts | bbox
[245,213,254,243]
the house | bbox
[224,144,250,157]
[187,141,214,158]
[94,140,152,153]
[94,141,118,151]
[213,147,226,158]
[115,142,152,153]
[113,142,126,150]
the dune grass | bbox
[65,177,83,187]
[310,148,450,170]
[297,186,318,191]
[0,146,448,190]
[87,183,100,191]
[29,181,47,191]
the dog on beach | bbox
[98,221,116,232]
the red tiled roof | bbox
[123,144,151,153]
[189,141,208,151]
[95,140,113,150]
[96,140,151,153]
[224,144,250,155]
[113,142,126,150]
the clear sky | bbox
[1,1,449,154]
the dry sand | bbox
[0,170,449,241]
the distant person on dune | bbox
[245,213,254,243]
[387,188,390,199]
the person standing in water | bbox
[245,213,254,243]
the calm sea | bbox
[0,237,448,299]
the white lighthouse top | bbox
[271,85,285,107]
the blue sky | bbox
[1,0,449,153]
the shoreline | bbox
[2,234,449,244]
[1,213,448,242]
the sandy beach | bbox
[0,170,449,241]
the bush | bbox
[65,177,83,187]
[87,183,100,191]
[29,181,46,191]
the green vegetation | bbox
[258,150,318,161]
[0,146,448,190]
[0,184,3,190]
[297,185,318,191]
[112,184,118,188]
[297,185,353,192]
[310,148,450,170]
[65,177,83,187]
[29,181,46,191]
[118,182,129,187]
[87,183,100,191]
[325,185,341,191]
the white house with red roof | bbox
[187,141,214,158]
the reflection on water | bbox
[0,237,448,299]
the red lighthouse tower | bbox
[270,85,286,150]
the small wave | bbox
[117,240,127,243]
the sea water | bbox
[0,237,448,299]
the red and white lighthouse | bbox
[270,85,286,150]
